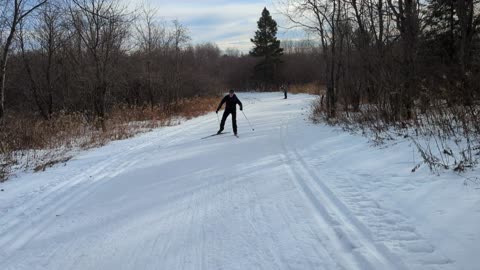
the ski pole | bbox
[216,112,220,123]
[242,111,255,131]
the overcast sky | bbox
[132,0,305,52]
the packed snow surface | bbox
[0,93,479,270]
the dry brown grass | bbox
[311,96,480,173]
[170,96,220,120]
[0,95,220,182]
[288,83,325,95]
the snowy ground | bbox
[0,93,479,270]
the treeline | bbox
[281,0,479,118]
[1,1,225,125]
[281,0,480,171]
[0,0,321,127]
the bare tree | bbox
[171,19,190,53]
[387,0,421,119]
[18,2,65,119]
[135,6,167,109]
[280,0,340,117]
[168,19,190,104]
[456,0,478,104]
[0,0,47,121]
[67,0,129,130]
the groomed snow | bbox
[0,93,478,270]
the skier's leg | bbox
[218,110,228,133]
[232,110,237,134]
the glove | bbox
[240,107,243,111]
[216,110,218,114]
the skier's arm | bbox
[216,96,226,112]
[237,98,243,111]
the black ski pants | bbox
[219,109,237,134]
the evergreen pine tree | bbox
[250,7,283,86]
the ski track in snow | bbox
[280,118,406,270]
[280,117,454,270]
[0,93,478,270]
[0,115,214,252]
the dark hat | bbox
[229,89,235,94]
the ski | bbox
[201,132,230,139]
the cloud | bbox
[130,0,304,52]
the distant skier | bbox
[280,84,288,99]
[216,89,243,136]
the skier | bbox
[216,89,243,136]
[281,84,288,99]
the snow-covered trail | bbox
[1,93,479,270]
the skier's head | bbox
[229,89,235,97]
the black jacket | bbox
[217,94,242,112]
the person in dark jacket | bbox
[280,84,288,99]
[216,89,243,135]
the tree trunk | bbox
[0,20,18,122]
